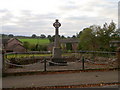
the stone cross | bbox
[52,19,62,58]
[53,19,61,47]
[49,19,67,66]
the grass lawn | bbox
[19,38,50,45]
[6,54,52,59]
[5,53,74,59]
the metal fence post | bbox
[44,58,47,72]
[117,47,120,69]
[2,50,5,74]
[82,56,85,70]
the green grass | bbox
[5,54,52,59]
[19,38,50,45]
[6,53,73,59]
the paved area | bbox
[3,71,118,88]
[95,85,119,88]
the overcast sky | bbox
[0,0,119,36]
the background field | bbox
[19,38,50,45]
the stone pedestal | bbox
[49,47,67,66]
[52,47,62,58]
[49,58,67,66]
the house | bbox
[60,38,80,51]
[2,38,26,53]
[47,38,80,52]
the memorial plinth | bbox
[49,19,67,66]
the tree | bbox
[49,35,55,42]
[40,34,46,38]
[76,31,82,38]
[67,36,70,38]
[61,35,66,39]
[47,35,51,39]
[2,34,8,38]
[38,45,47,51]
[96,21,116,51]
[23,41,30,50]
[79,21,117,51]
[72,35,76,38]
[31,34,37,38]
[30,44,36,51]
[79,27,98,50]
[8,34,14,38]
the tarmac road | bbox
[3,71,118,88]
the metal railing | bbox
[3,50,118,73]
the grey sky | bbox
[0,0,119,36]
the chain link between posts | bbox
[5,58,117,67]
[5,59,67,67]
[5,59,45,67]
